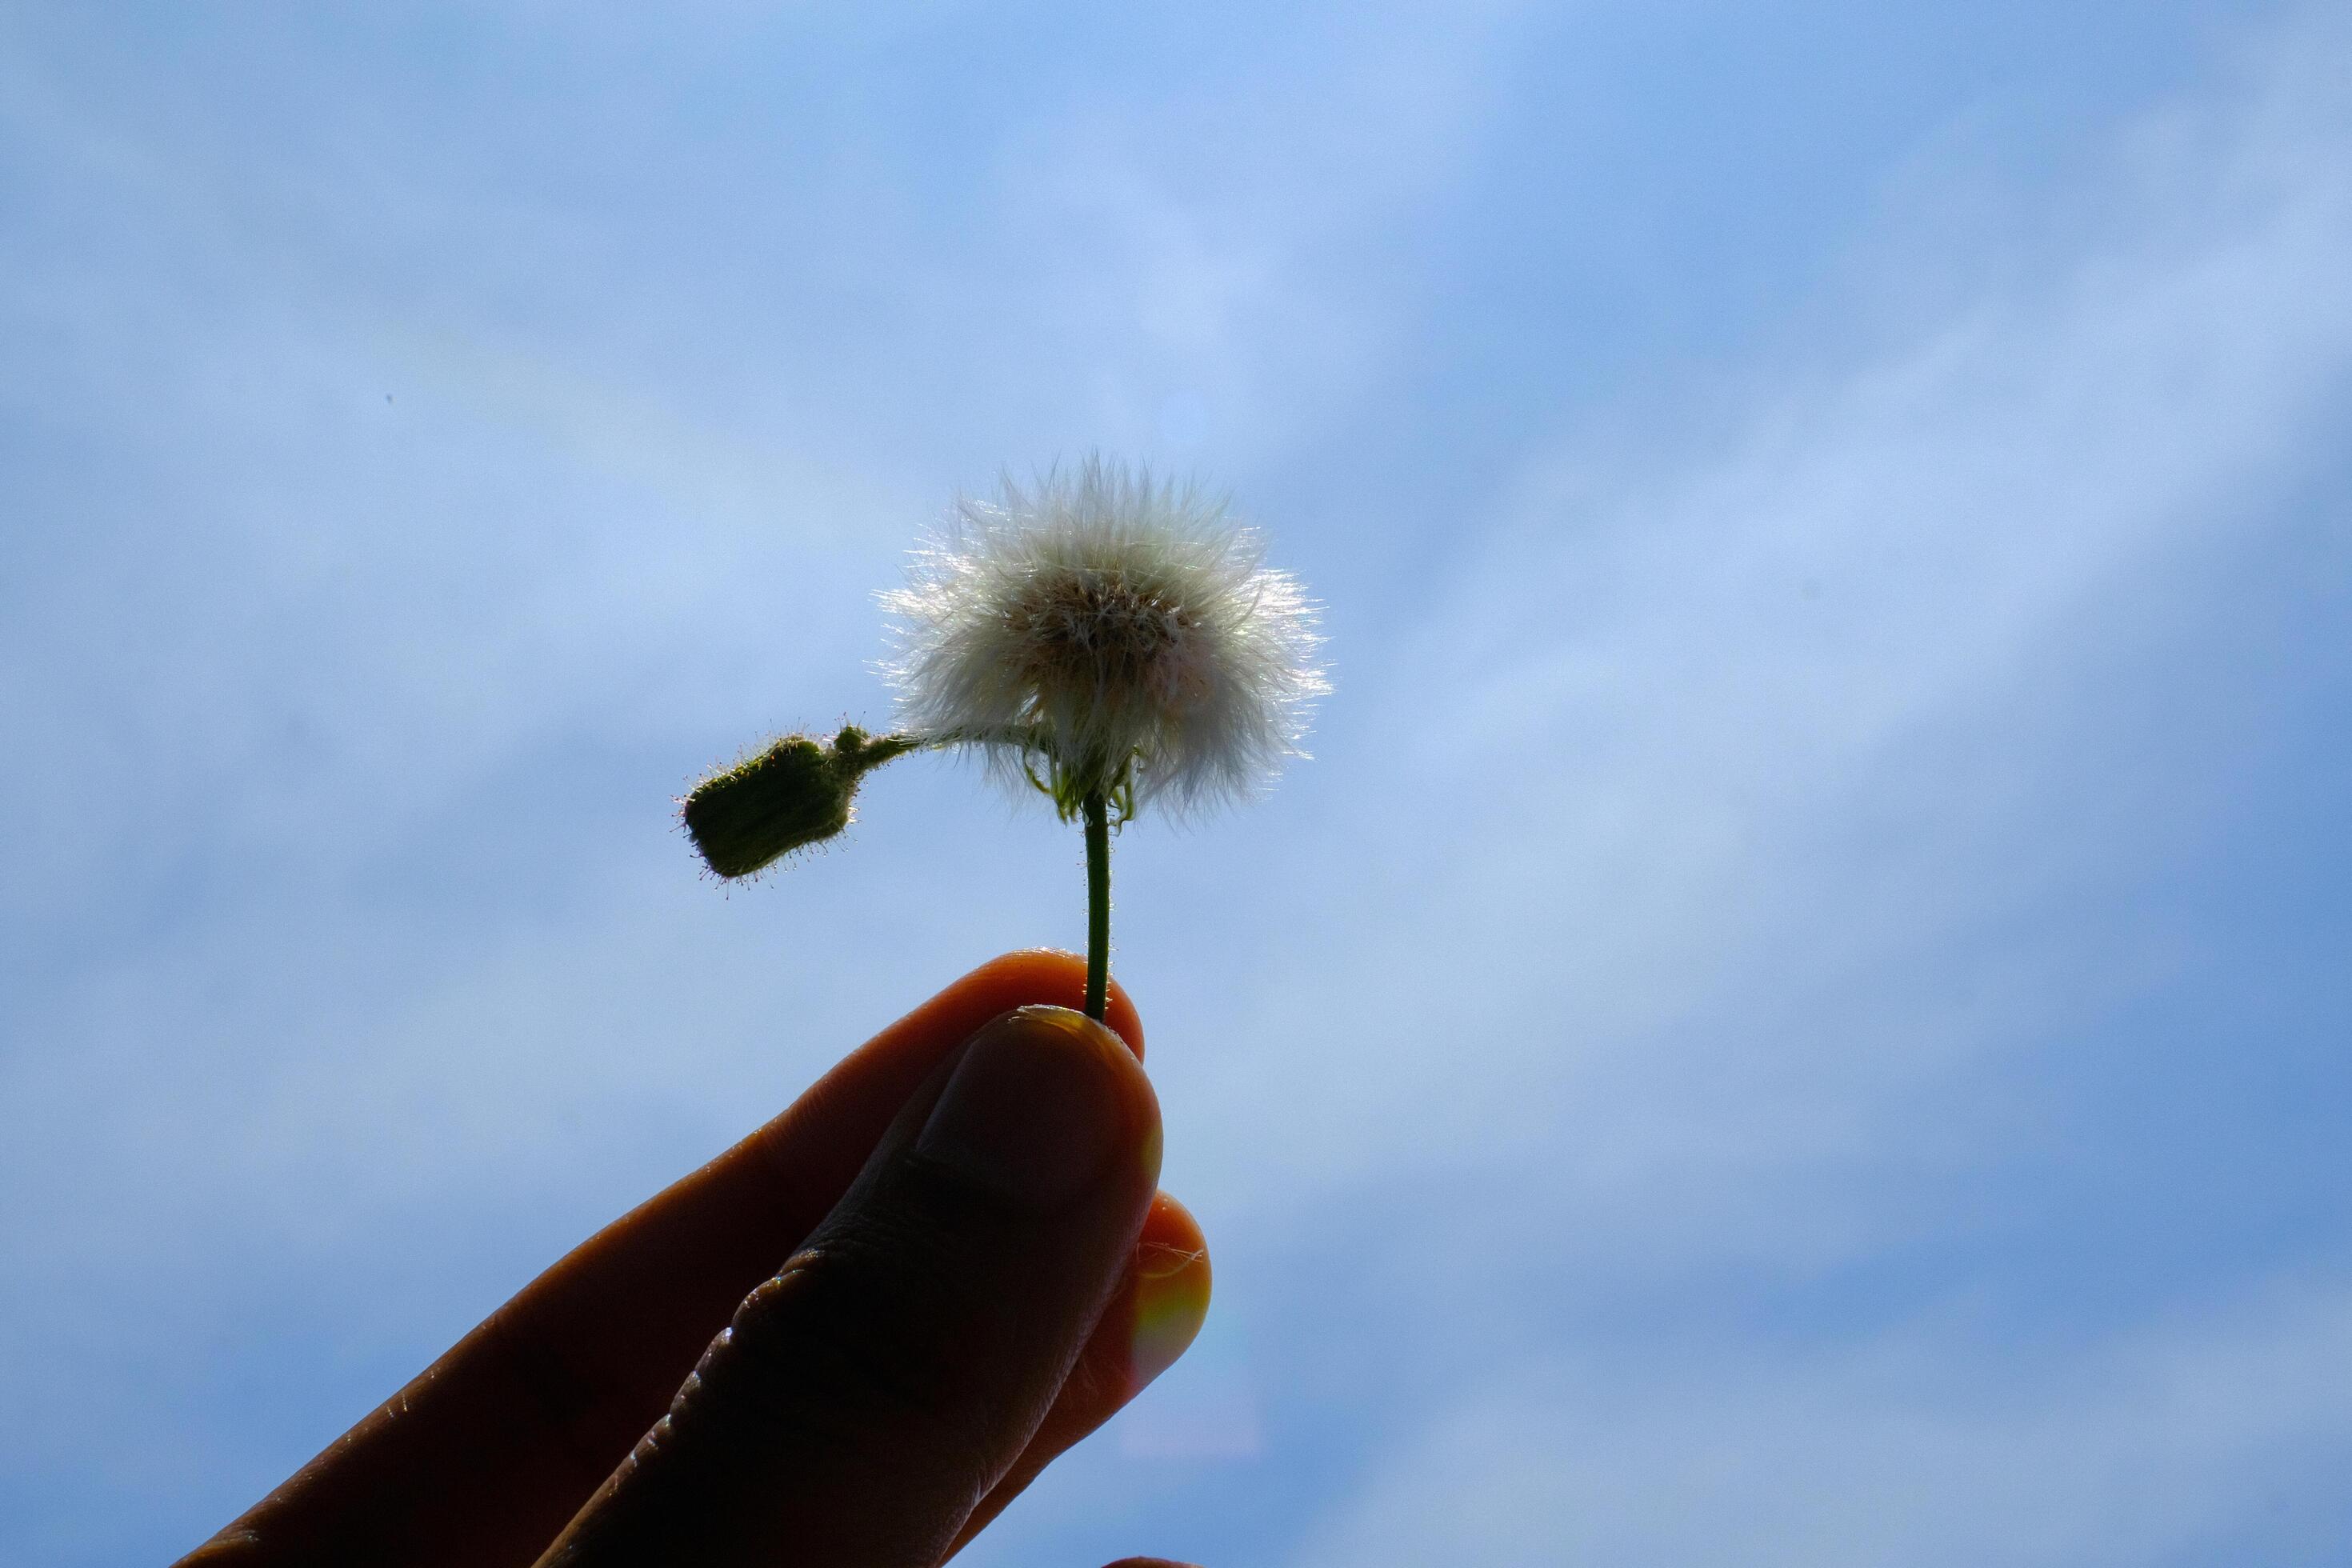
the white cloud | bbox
[1149,5,2352,1244]
[1297,1277,2352,1566]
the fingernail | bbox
[917,1006,1130,1210]
[1129,1240,1213,1390]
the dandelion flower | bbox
[681,454,1326,1021]
[881,457,1327,820]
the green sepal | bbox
[1027,746,1139,828]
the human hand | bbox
[178,952,1212,1568]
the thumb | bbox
[536,1006,1162,1568]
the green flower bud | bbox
[682,725,917,879]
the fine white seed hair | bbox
[880,457,1330,816]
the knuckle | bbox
[710,1199,1002,1441]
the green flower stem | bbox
[1083,790,1111,1022]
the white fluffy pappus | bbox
[881,458,1329,818]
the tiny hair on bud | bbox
[681,727,915,878]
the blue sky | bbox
[5,3,2351,1563]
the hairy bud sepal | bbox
[682,726,917,879]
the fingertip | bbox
[918,1006,1162,1208]
[1102,978,1146,1062]
[1130,1193,1211,1393]
[1138,1190,1209,1266]
[959,950,1146,1061]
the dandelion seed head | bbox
[882,456,1328,818]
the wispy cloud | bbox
[4,5,2349,1566]
[1298,1276,2352,1566]
[1161,3,2352,1223]
[1067,14,2352,1562]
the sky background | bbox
[5,2,2351,1563]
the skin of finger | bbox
[177,952,1142,1568]
[946,1192,1212,1559]
[534,1009,1162,1568]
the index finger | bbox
[184,950,1141,1568]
